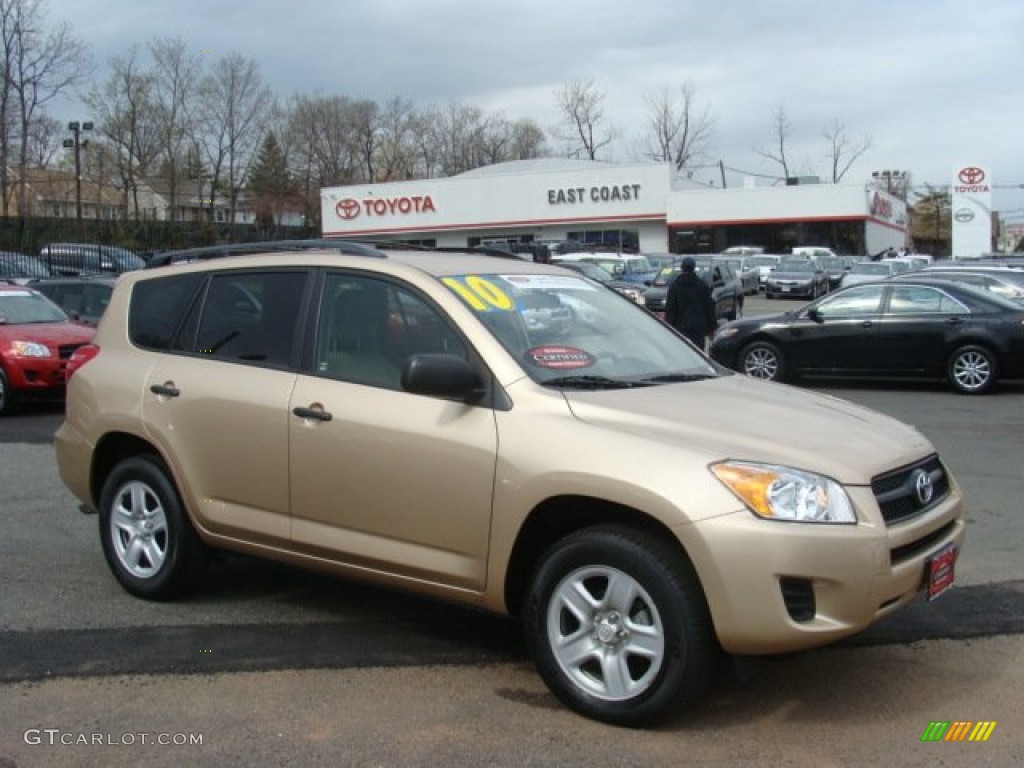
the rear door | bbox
[140,269,310,545]
[874,285,971,374]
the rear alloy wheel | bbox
[524,526,715,726]
[740,340,785,382]
[948,345,997,394]
[99,455,209,599]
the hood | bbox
[562,374,932,485]
[0,321,94,347]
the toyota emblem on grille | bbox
[913,469,934,506]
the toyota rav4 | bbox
[55,241,965,726]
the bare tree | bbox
[913,184,952,248]
[642,82,715,172]
[150,37,202,221]
[433,102,487,176]
[753,101,794,181]
[348,98,380,182]
[553,78,614,160]
[24,111,59,166]
[508,118,547,160]
[83,46,160,219]
[196,52,271,227]
[1,0,90,215]
[374,97,417,181]
[822,119,872,182]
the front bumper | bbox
[675,481,965,654]
[765,281,814,298]
[3,357,73,400]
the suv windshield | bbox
[441,272,718,385]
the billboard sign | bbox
[951,165,992,259]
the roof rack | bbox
[145,239,385,268]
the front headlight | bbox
[11,340,51,358]
[711,461,856,524]
[713,327,739,342]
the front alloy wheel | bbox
[524,526,715,726]
[740,341,784,381]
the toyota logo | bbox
[335,198,361,220]
[958,167,986,185]
[913,469,934,506]
[954,208,975,223]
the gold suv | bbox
[55,242,965,726]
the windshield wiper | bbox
[640,373,717,383]
[542,375,648,390]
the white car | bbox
[840,260,899,287]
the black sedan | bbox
[709,279,1024,394]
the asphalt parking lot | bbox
[1,295,1022,766]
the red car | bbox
[0,283,94,415]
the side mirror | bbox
[807,307,824,324]
[402,354,483,402]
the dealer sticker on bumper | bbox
[926,542,957,601]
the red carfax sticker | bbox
[526,345,595,369]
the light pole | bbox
[62,121,93,222]
[871,169,908,199]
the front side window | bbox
[812,285,885,318]
[315,274,467,389]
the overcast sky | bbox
[52,0,1024,218]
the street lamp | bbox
[872,169,909,198]
[62,121,93,222]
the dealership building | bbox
[320,158,908,256]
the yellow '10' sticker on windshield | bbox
[442,276,515,312]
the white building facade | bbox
[321,159,908,257]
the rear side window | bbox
[129,273,205,350]
[194,271,308,367]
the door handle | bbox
[293,405,333,422]
[860,321,873,328]
[149,383,180,397]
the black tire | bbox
[725,296,740,322]
[740,340,785,381]
[947,345,998,394]
[524,525,716,727]
[0,367,12,416]
[99,455,209,600]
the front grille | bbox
[645,297,666,311]
[58,343,85,360]
[871,455,949,525]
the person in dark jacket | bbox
[665,256,717,350]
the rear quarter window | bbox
[129,273,205,350]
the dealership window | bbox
[566,229,638,251]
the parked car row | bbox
[0,243,146,283]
